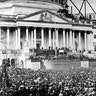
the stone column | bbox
[63,29,66,48]
[41,28,44,49]
[49,28,51,49]
[0,27,1,49]
[31,30,33,48]
[72,31,75,50]
[66,31,69,48]
[56,29,58,48]
[87,32,90,51]
[34,27,36,49]
[7,27,10,49]
[79,31,81,50]
[69,30,72,49]
[18,27,20,49]
[26,27,29,41]
[15,28,18,49]
[90,32,93,51]
[84,31,87,51]
[53,31,55,49]
[90,33,92,50]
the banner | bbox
[81,61,89,68]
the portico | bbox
[0,9,93,53]
[0,24,92,53]
[0,25,92,52]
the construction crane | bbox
[75,0,96,20]
[58,0,96,21]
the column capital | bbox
[16,26,21,28]
[49,28,52,30]
[34,27,37,29]
[54,28,58,31]
[72,30,76,32]
[7,27,10,30]
[26,27,29,29]
[69,29,73,31]
[62,29,66,32]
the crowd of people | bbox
[29,48,96,62]
[0,67,96,96]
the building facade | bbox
[0,0,94,53]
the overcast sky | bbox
[68,0,96,14]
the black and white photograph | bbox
[0,0,96,96]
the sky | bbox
[68,0,96,14]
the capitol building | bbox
[0,0,95,61]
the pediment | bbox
[21,10,70,24]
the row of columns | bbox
[27,27,90,51]
[0,27,93,51]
